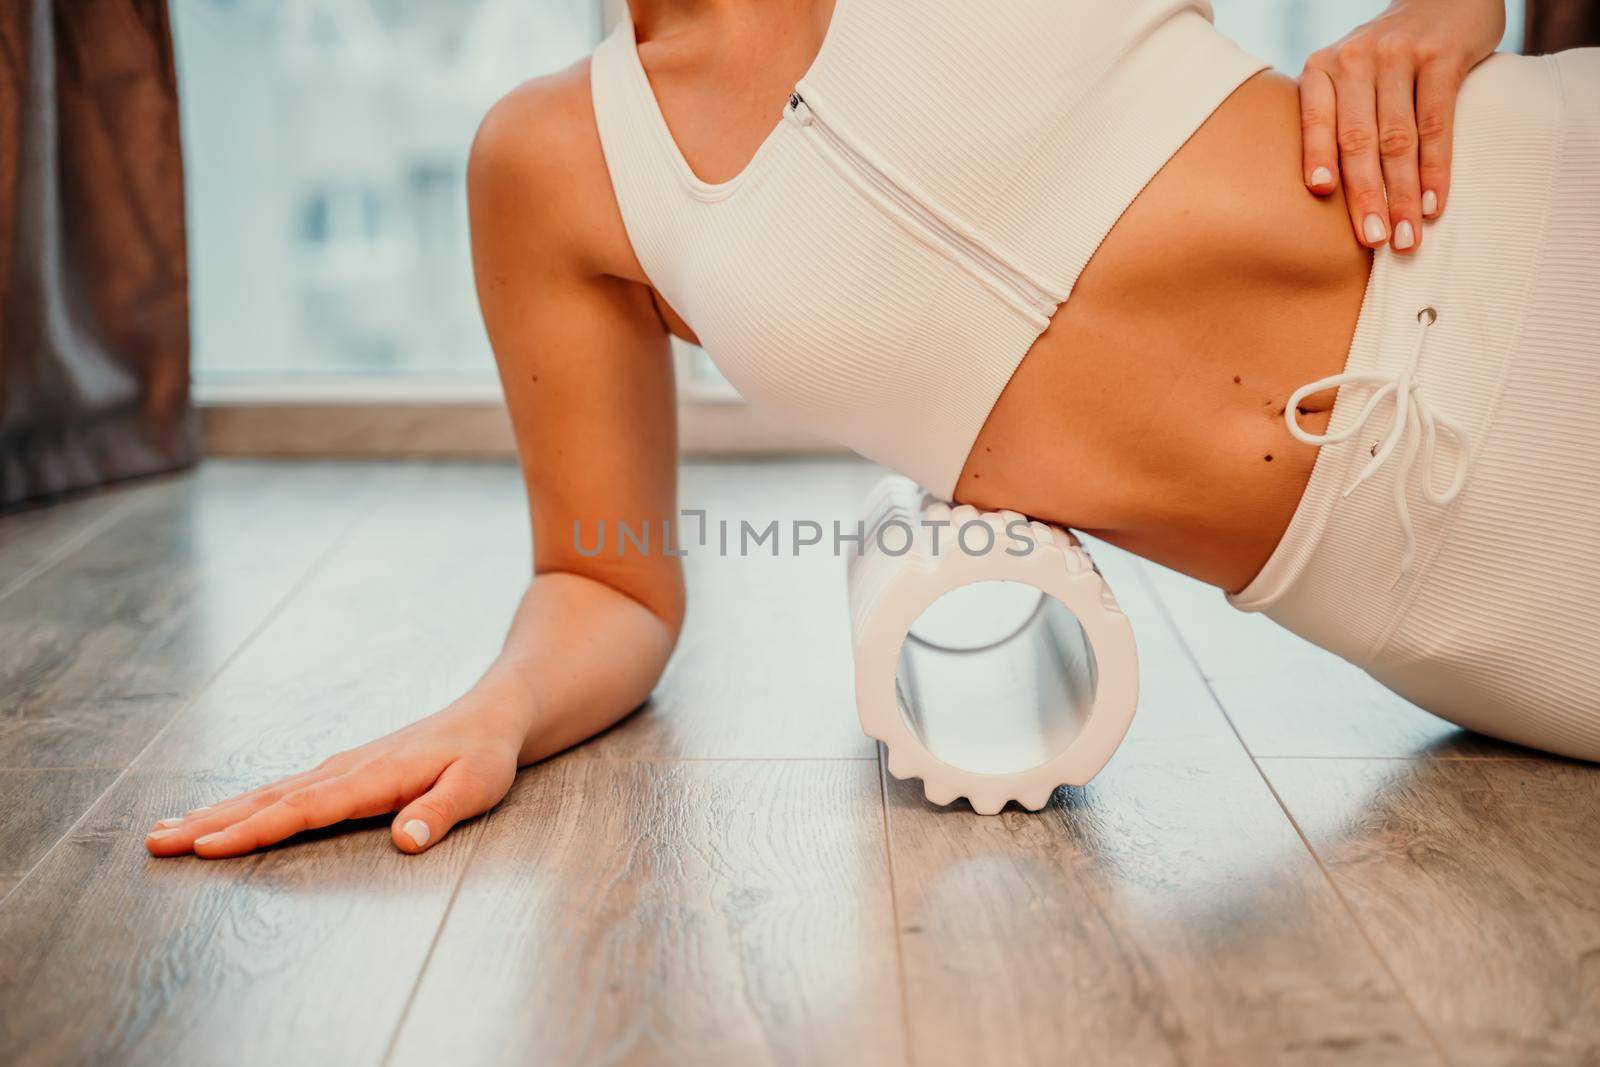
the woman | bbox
[147,0,1598,858]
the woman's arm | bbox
[145,67,685,859]
[1298,0,1505,253]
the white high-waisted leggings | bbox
[1230,49,1600,760]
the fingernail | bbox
[147,828,178,839]
[1310,166,1333,188]
[187,806,212,817]
[1393,220,1415,250]
[156,817,184,828]
[194,832,224,846]
[1363,214,1387,244]
[1422,190,1438,216]
[401,820,431,850]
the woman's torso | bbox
[586,0,1371,591]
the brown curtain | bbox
[1525,0,1600,52]
[0,0,195,507]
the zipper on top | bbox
[785,91,1061,322]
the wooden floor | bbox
[2,459,1597,1066]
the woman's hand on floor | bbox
[1298,0,1505,253]
[144,697,523,859]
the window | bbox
[173,0,603,383]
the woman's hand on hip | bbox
[144,696,525,859]
[1298,0,1504,253]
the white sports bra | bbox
[589,0,1266,497]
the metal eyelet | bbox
[1417,306,1438,326]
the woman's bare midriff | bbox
[953,71,1371,592]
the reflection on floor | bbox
[1,459,1595,1065]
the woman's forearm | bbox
[473,570,682,766]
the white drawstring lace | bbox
[1285,307,1470,574]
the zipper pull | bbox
[787,91,813,127]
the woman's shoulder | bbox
[471,60,597,193]
[468,58,640,280]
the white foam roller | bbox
[846,476,1139,814]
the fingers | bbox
[144,768,328,857]
[1415,57,1460,219]
[391,758,505,854]
[145,754,508,859]
[1375,38,1422,253]
[1329,47,1390,249]
[1309,28,1465,250]
[190,763,410,858]
[1298,67,1339,195]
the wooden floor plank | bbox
[388,758,906,1067]
[1138,559,1518,758]
[0,477,150,596]
[578,459,884,761]
[0,769,485,1067]
[0,461,375,770]
[1261,757,1600,1066]
[0,768,120,886]
[884,543,1438,1066]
